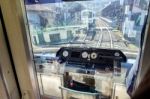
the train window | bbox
[24,0,149,99]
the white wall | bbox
[43,33,50,42]
[45,30,68,41]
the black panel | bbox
[71,51,81,58]
[56,47,127,71]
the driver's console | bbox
[56,47,127,74]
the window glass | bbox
[25,0,149,98]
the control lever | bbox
[113,60,121,76]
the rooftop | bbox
[26,4,57,12]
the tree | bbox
[39,14,48,29]
[37,13,48,45]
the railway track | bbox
[106,28,113,48]
[66,17,120,49]
[98,18,113,48]
[96,29,103,47]
[80,29,92,47]
[79,28,113,48]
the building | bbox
[122,0,149,46]
[101,0,124,29]
[26,4,76,45]
[26,4,56,45]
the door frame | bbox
[0,0,150,99]
[0,10,20,99]
[0,0,40,99]
[0,18,9,99]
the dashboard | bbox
[56,47,127,72]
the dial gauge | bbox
[62,50,69,57]
[91,52,97,59]
[82,52,88,58]
[114,52,120,57]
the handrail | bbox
[59,86,100,96]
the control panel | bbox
[56,47,127,73]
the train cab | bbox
[0,0,150,99]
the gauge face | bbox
[82,52,88,58]
[91,52,97,59]
[114,52,120,57]
[62,50,69,57]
